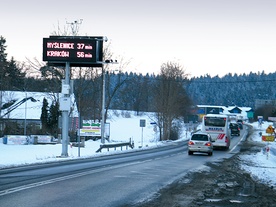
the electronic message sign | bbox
[43,36,104,67]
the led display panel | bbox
[43,36,103,66]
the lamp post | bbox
[23,94,38,136]
[24,92,27,135]
[100,60,118,144]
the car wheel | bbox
[208,152,213,156]
[188,151,193,155]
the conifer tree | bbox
[40,98,49,133]
[0,36,25,90]
[48,101,60,136]
[0,36,8,91]
[6,57,25,89]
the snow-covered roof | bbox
[0,91,78,120]
[197,105,252,119]
[197,105,224,108]
[204,114,228,118]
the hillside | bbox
[186,71,276,109]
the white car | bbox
[188,132,213,156]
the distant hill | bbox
[186,71,276,109]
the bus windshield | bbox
[204,117,226,127]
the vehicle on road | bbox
[188,132,213,156]
[201,114,231,149]
[230,122,240,136]
[237,120,243,129]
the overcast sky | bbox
[1,0,276,77]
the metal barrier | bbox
[96,138,134,153]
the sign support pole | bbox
[78,111,81,157]
[140,119,146,148]
[141,127,144,147]
[101,67,106,144]
[61,62,70,157]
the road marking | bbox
[0,161,141,196]
[229,132,246,153]
[0,147,185,196]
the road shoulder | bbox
[134,139,276,207]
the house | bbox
[197,105,253,122]
[0,91,78,135]
[227,106,242,114]
[255,99,276,109]
[222,106,253,121]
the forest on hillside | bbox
[187,71,276,108]
[72,70,275,112]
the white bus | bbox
[201,114,231,149]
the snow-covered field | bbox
[0,111,275,189]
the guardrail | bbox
[96,138,134,153]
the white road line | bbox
[229,132,246,153]
[1,149,184,196]
[0,161,141,196]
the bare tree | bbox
[153,61,192,141]
[73,67,102,121]
[102,43,130,122]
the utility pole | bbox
[61,62,70,157]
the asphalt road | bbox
[0,129,247,207]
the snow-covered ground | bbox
[0,111,190,168]
[239,121,276,188]
[0,111,275,189]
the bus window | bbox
[204,117,226,127]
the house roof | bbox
[197,105,253,119]
[0,91,78,120]
[227,106,242,113]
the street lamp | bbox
[24,92,27,135]
[101,60,118,144]
[24,95,38,135]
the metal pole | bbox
[61,62,70,157]
[101,67,106,144]
[24,91,27,135]
[78,111,81,157]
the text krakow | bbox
[47,51,69,57]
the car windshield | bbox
[191,134,208,141]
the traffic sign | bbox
[140,119,146,127]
